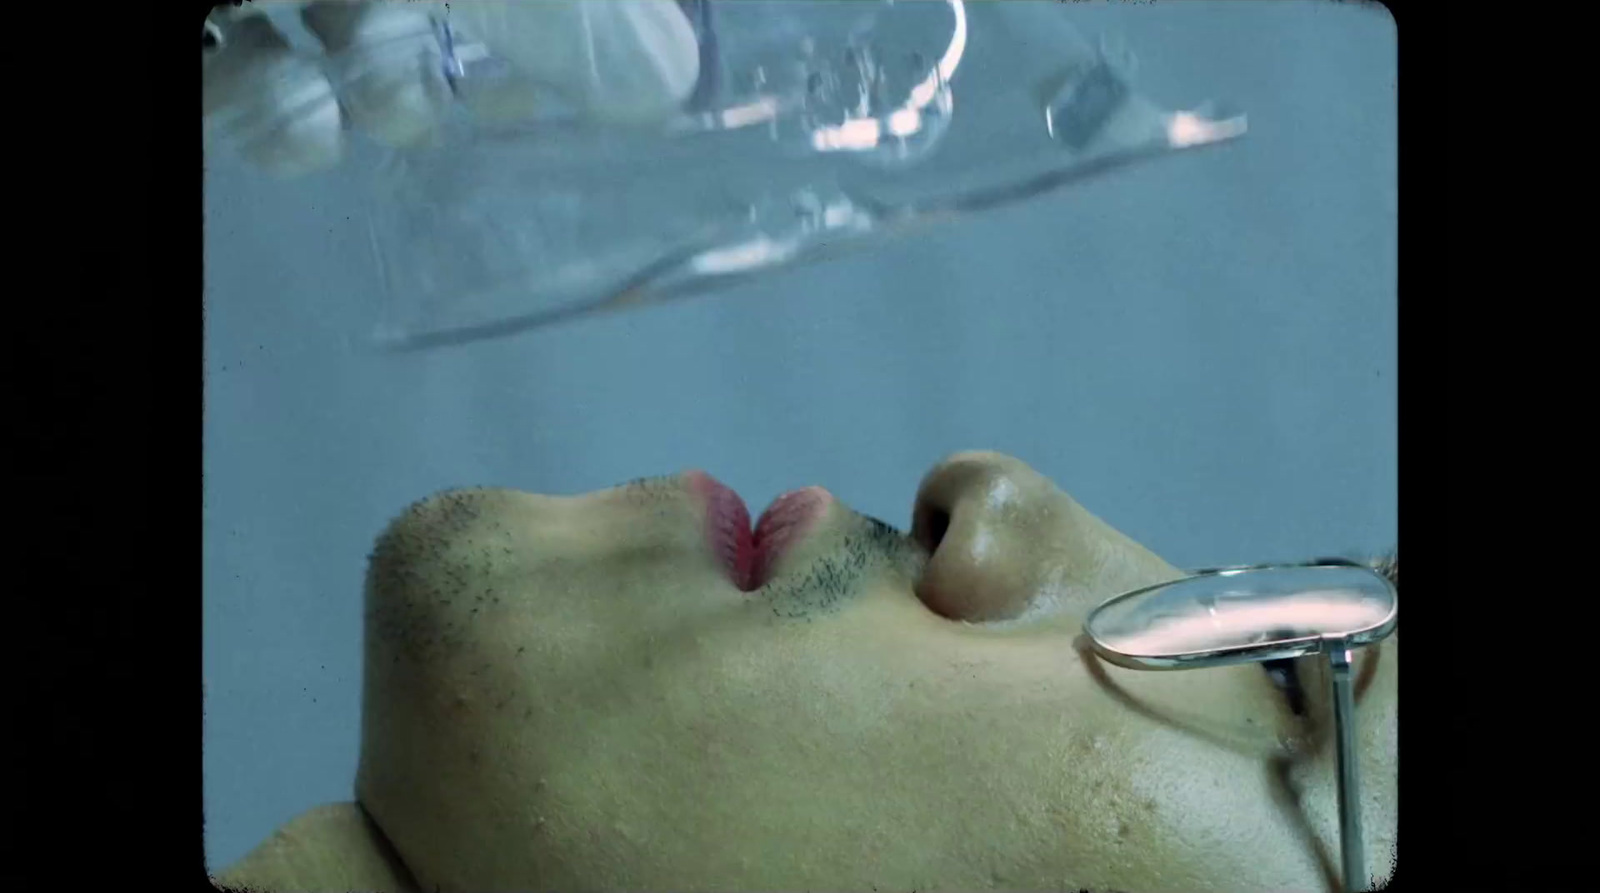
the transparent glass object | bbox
[246,1,1249,350]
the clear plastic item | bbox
[218,1,1247,351]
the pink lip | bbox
[686,471,831,592]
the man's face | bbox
[356,451,1397,892]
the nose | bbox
[910,451,1071,622]
[910,451,1182,623]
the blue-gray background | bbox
[203,0,1396,871]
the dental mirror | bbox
[1083,561,1398,893]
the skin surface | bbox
[215,451,1397,892]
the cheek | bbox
[507,633,915,885]
[532,629,1090,889]
[1113,726,1333,891]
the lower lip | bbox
[687,471,830,592]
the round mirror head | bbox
[1084,563,1398,670]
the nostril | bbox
[202,20,224,52]
[913,505,950,554]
